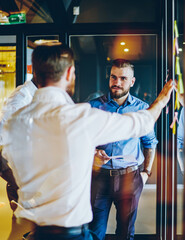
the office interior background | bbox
[0,0,184,239]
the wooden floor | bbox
[0,179,183,240]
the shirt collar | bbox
[25,80,37,96]
[33,87,74,105]
[107,92,133,106]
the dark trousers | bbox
[0,151,18,211]
[33,225,97,240]
[89,169,143,240]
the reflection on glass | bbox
[0,46,16,110]
[75,0,158,24]
[26,35,60,81]
[177,107,184,235]
[70,34,157,234]
[176,32,184,237]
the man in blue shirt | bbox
[177,107,184,174]
[89,59,158,240]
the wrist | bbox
[143,169,152,177]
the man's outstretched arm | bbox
[147,79,173,121]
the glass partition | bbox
[70,34,157,234]
[75,0,159,24]
[26,35,60,81]
[176,34,184,236]
[0,36,16,110]
[175,0,184,238]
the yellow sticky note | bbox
[175,92,180,110]
[178,73,184,94]
[174,20,179,38]
[175,56,181,75]
[173,38,176,55]
[172,122,176,135]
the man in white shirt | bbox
[2,45,173,240]
[0,79,37,212]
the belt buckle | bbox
[110,169,119,176]
[126,165,138,174]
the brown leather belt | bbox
[101,165,138,176]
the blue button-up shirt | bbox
[177,107,184,149]
[89,92,158,169]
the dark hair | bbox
[32,45,74,87]
[112,59,134,74]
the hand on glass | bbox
[148,79,174,121]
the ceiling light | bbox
[179,48,182,52]
[120,42,126,45]
[34,39,61,46]
[107,57,111,61]
[124,48,129,52]
[183,42,185,45]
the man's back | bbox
[2,86,155,228]
[3,86,95,227]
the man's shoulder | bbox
[89,94,107,107]
[6,81,32,101]
[130,95,149,109]
[1,81,37,120]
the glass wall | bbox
[176,0,184,237]
[26,35,60,81]
[70,34,158,234]
[0,36,16,109]
[75,0,159,24]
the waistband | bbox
[100,165,138,176]
[36,223,89,235]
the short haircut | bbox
[112,59,134,75]
[32,45,74,87]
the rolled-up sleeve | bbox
[140,129,158,148]
[84,104,155,147]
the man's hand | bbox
[148,79,174,121]
[153,79,174,109]
[93,149,111,172]
[95,149,110,162]
[140,172,148,185]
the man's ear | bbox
[66,66,72,81]
[131,77,136,87]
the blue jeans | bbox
[89,169,143,240]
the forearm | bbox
[147,79,173,121]
[147,99,163,122]
[143,148,156,172]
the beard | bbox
[66,75,75,97]
[66,82,75,97]
[109,86,130,99]
[66,85,74,97]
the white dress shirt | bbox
[0,80,37,145]
[2,86,155,227]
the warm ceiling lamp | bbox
[124,48,129,52]
[120,42,126,45]
[34,39,61,46]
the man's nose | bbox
[114,77,122,85]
